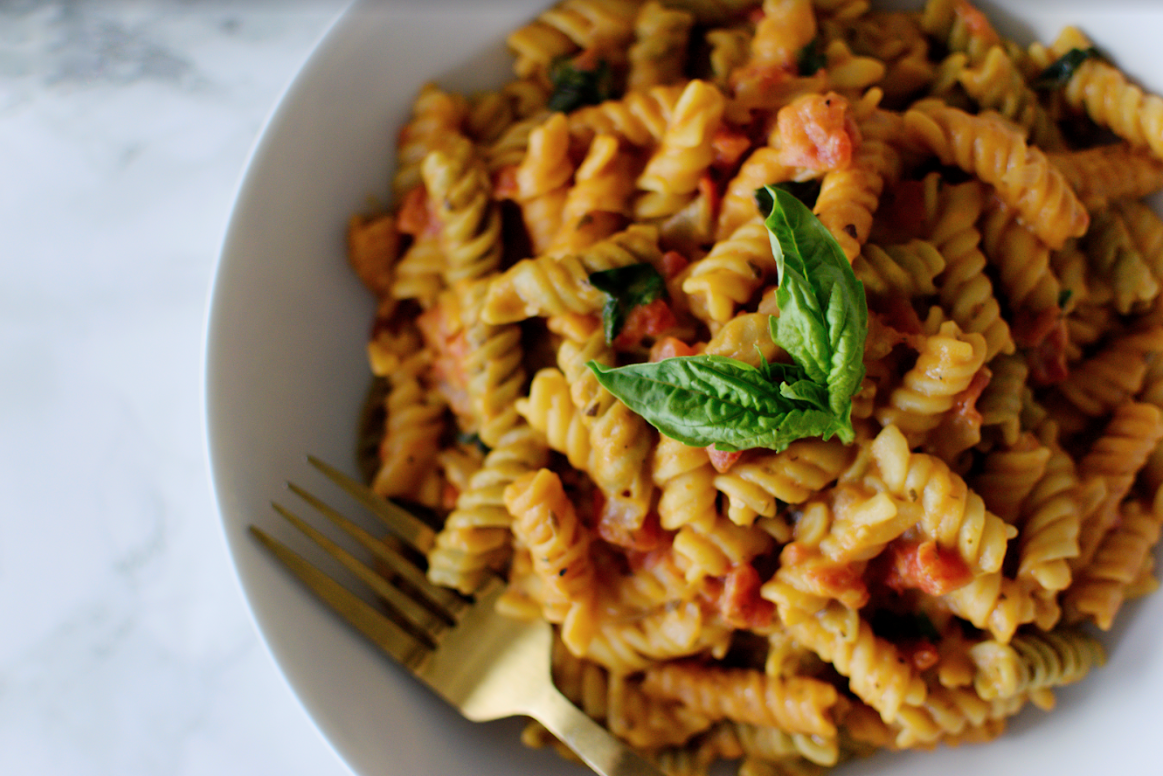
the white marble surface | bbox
[0,2,357,774]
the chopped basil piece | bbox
[1033,47,1099,91]
[798,38,827,77]
[588,262,668,344]
[548,55,614,113]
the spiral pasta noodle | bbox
[640,661,839,737]
[627,1,693,92]
[871,424,1015,577]
[925,179,1014,359]
[506,468,601,653]
[1015,443,1085,599]
[370,349,447,501]
[1065,494,1163,630]
[1048,144,1163,211]
[1074,402,1163,573]
[905,99,1088,250]
[427,424,549,594]
[874,321,988,446]
[969,628,1105,701]
[637,79,727,218]
[813,107,902,261]
[1063,57,1163,162]
[393,83,467,199]
[482,223,661,323]
[683,217,778,324]
[421,135,503,285]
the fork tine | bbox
[307,455,436,555]
[285,482,467,622]
[248,525,430,671]
[271,500,445,646]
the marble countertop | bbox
[1,3,356,773]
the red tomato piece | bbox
[660,250,690,279]
[613,298,678,350]
[718,563,775,630]
[711,126,752,171]
[396,185,432,236]
[650,336,697,361]
[706,447,744,473]
[492,164,519,200]
[775,92,859,171]
[885,539,973,597]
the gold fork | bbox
[249,456,666,776]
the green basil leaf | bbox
[797,38,827,77]
[779,379,831,413]
[455,430,491,456]
[756,355,807,386]
[548,55,615,113]
[761,185,867,419]
[587,357,847,452]
[1033,47,1099,91]
[589,262,668,343]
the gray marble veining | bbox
[0,2,354,773]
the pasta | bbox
[344,0,1163,772]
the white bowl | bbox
[206,2,1163,775]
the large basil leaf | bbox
[761,185,867,419]
[588,357,848,452]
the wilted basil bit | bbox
[1058,288,1074,309]
[548,55,615,113]
[798,37,827,76]
[455,430,491,456]
[1033,46,1099,90]
[588,262,668,344]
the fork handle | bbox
[528,686,666,776]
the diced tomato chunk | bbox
[597,501,663,551]
[775,92,860,171]
[717,562,775,630]
[660,250,690,279]
[697,173,721,227]
[902,639,940,672]
[613,298,678,350]
[441,482,460,512]
[397,185,438,236]
[1011,306,1059,348]
[570,46,603,73]
[416,303,473,419]
[492,164,519,200]
[954,0,1000,45]
[884,539,973,597]
[650,336,697,361]
[780,543,870,610]
[1014,307,1069,385]
[706,447,744,473]
[712,126,752,171]
[950,367,990,429]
